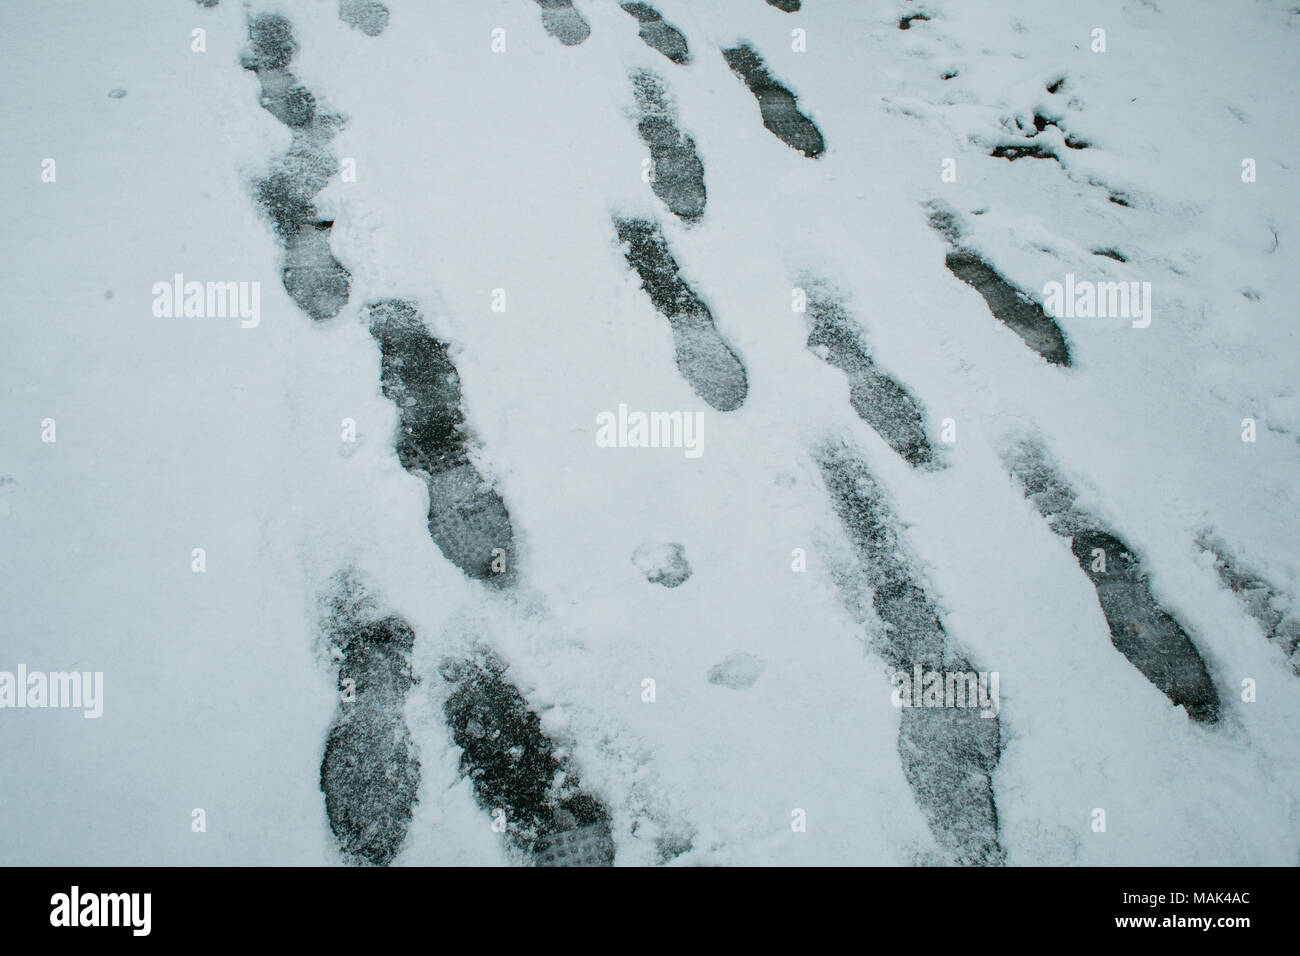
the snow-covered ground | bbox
[1,0,1297,866]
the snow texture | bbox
[2,0,1298,867]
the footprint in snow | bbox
[631,70,706,223]
[613,217,748,412]
[722,42,825,158]
[800,278,939,469]
[339,0,389,36]
[622,2,689,64]
[367,299,517,587]
[533,0,591,46]
[442,651,615,865]
[925,201,1070,367]
[817,440,1005,866]
[1004,437,1221,723]
[317,571,421,867]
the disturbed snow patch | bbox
[632,542,692,587]
[707,653,765,690]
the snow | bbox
[1,0,1297,865]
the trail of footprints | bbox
[243,14,351,321]
[361,303,625,861]
[913,48,1276,724]
[236,10,618,866]
[226,9,1290,866]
